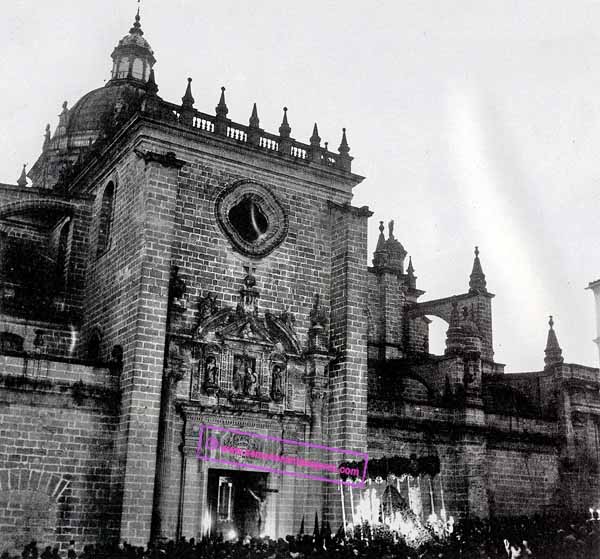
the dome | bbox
[61,8,155,145]
[28,9,156,190]
[66,83,145,137]
[116,31,153,53]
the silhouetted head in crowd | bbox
[503,533,533,558]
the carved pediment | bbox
[219,315,274,346]
[197,308,301,355]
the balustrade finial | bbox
[249,103,260,128]
[279,107,291,138]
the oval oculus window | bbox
[216,180,288,258]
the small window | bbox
[228,197,269,243]
[217,476,233,521]
[117,57,129,77]
[55,220,70,290]
[87,330,101,362]
[97,182,115,257]
[132,58,144,80]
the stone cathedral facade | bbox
[1,10,599,552]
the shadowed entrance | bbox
[206,469,269,539]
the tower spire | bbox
[336,128,352,171]
[407,256,417,289]
[17,164,28,187]
[215,87,229,135]
[338,127,350,155]
[469,246,488,294]
[182,77,194,107]
[279,107,291,138]
[216,86,228,116]
[247,103,262,146]
[249,103,260,128]
[180,77,195,125]
[544,315,564,368]
[310,123,321,147]
[309,123,321,162]
[278,107,292,155]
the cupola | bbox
[108,7,156,84]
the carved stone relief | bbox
[188,269,310,410]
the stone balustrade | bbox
[159,100,348,171]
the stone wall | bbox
[0,357,118,553]
[368,404,565,519]
[486,446,560,516]
[75,117,364,543]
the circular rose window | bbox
[215,180,288,258]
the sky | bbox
[1,0,599,371]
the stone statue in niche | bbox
[233,356,244,393]
[308,293,329,352]
[243,360,258,396]
[203,354,220,395]
[232,354,258,397]
[271,364,284,402]
[166,339,186,382]
[169,266,187,302]
[237,266,260,317]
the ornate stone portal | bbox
[189,267,307,408]
[158,268,334,541]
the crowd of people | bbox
[4,513,600,559]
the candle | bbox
[340,484,346,535]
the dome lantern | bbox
[109,6,156,85]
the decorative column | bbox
[178,440,204,539]
[304,295,331,530]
